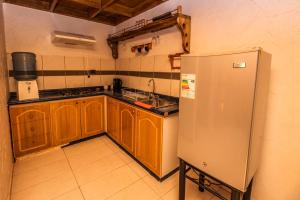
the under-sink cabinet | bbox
[9,96,105,157]
[119,102,136,155]
[135,109,163,176]
[107,97,120,142]
[106,97,178,178]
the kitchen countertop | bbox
[8,87,179,117]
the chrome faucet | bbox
[148,78,156,99]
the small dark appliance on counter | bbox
[113,78,122,92]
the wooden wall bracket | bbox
[107,40,119,59]
[107,6,191,59]
[176,14,191,54]
[168,52,184,69]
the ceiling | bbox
[4,0,167,25]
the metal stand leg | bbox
[199,174,205,192]
[243,179,253,200]
[179,159,186,200]
[231,189,241,200]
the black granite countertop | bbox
[8,87,179,116]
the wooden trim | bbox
[68,0,102,9]
[89,0,119,18]
[104,3,133,17]
[50,0,59,12]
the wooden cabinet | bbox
[10,103,51,157]
[135,109,163,176]
[81,97,105,137]
[50,99,81,146]
[119,102,136,155]
[8,95,178,177]
[107,97,120,142]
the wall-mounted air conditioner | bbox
[51,31,96,46]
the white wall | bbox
[0,2,13,200]
[3,3,114,57]
[3,4,116,91]
[116,0,300,199]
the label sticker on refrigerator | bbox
[181,74,196,99]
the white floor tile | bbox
[116,150,135,164]
[73,153,126,185]
[161,180,213,200]
[105,140,122,153]
[65,144,115,170]
[80,165,140,200]
[13,148,65,175]
[11,170,78,200]
[12,159,71,193]
[128,161,149,178]
[143,172,179,197]
[52,188,84,200]
[107,180,160,200]
[63,138,109,158]
[10,136,221,200]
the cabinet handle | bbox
[75,102,79,105]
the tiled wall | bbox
[7,54,116,92]
[116,55,180,97]
[0,3,13,200]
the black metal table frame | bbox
[179,159,252,200]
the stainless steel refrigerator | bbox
[177,49,271,193]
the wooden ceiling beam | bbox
[68,0,102,9]
[103,3,133,17]
[133,0,164,15]
[89,0,119,19]
[50,0,59,12]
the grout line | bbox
[103,178,142,200]
[62,148,86,200]
[11,161,76,196]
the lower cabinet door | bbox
[107,97,120,141]
[135,109,163,176]
[10,103,51,157]
[119,103,135,155]
[81,96,105,137]
[50,100,82,146]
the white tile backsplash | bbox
[85,56,100,70]
[101,59,115,71]
[43,55,65,70]
[66,76,85,88]
[65,56,84,70]
[44,76,66,90]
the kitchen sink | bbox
[122,89,177,109]
[122,89,149,101]
[139,98,177,109]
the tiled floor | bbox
[11,136,226,200]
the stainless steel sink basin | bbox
[139,98,177,109]
[121,89,177,109]
[122,89,149,101]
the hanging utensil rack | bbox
[107,6,191,59]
